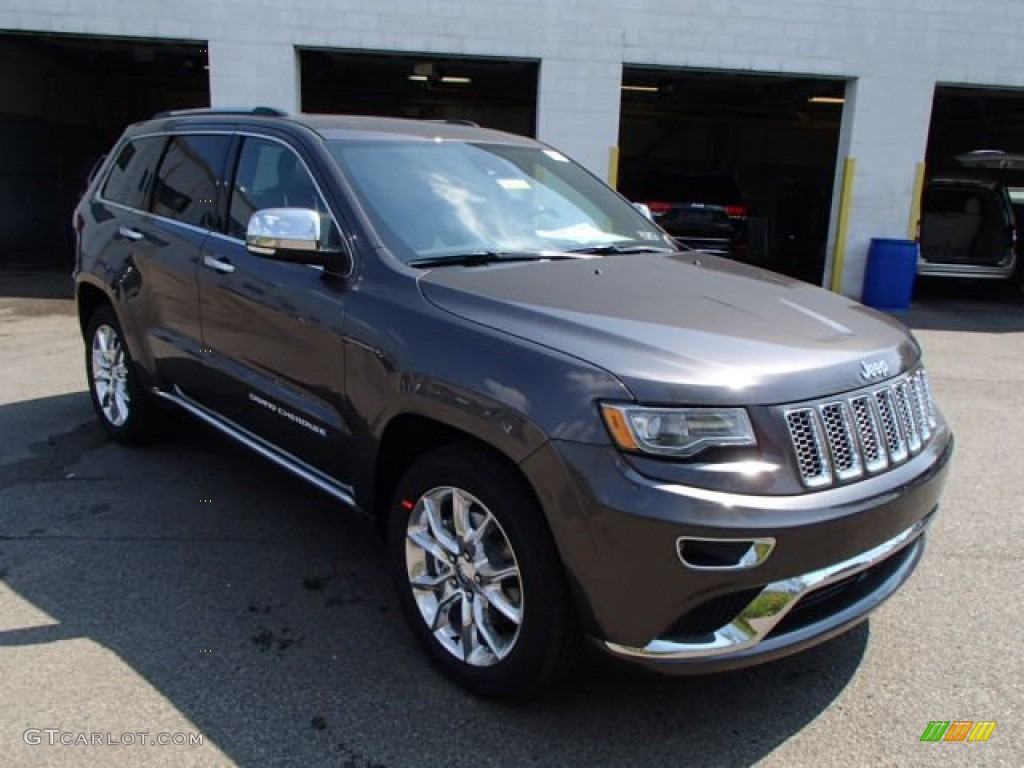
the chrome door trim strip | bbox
[152,386,355,507]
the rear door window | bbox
[101,136,166,210]
[150,135,232,230]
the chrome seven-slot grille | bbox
[785,369,937,489]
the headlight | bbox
[600,403,756,458]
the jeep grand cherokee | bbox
[73,108,953,698]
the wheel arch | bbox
[369,413,545,536]
[77,281,112,340]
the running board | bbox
[152,386,357,508]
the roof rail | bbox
[152,106,289,119]
[425,118,480,127]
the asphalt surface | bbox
[0,271,1021,767]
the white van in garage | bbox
[918,152,1022,286]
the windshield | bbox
[326,140,673,263]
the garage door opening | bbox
[0,32,209,270]
[619,67,845,284]
[927,85,1024,161]
[920,85,1024,286]
[299,50,538,137]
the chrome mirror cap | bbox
[632,202,654,221]
[246,208,322,256]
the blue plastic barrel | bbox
[861,238,918,311]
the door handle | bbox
[203,255,236,274]
[117,226,144,241]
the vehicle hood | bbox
[418,253,920,405]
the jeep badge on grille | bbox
[860,359,890,381]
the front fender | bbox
[341,279,632,509]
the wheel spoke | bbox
[94,327,110,357]
[408,525,450,564]
[92,347,108,375]
[473,598,504,659]
[424,496,459,555]
[466,511,494,547]
[477,562,518,584]
[451,489,472,544]
[430,591,459,632]
[483,585,523,625]
[101,329,118,362]
[409,568,450,592]
[459,593,478,661]
[113,391,129,423]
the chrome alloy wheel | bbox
[90,324,131,427]
[404,486,524,666]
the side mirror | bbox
[246,208,342,270]
[632,202,654,221]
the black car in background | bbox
[631,172,749,257]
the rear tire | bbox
[387,445,580,699]
[85,305,161,444]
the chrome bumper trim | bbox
[676,536,776,572]
[605,513,933,660]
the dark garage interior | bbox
[618,67,845,284]
[0,32,208,270]
[299,50,538,138]
[927,85,1024,162]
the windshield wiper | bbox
[567,243,674,255]
[408,251,578,268]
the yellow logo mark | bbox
[968,721,997,742]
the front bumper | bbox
[520,428,952,671]
[603,512,930,672]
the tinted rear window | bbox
[150,135,232,230]
[101,137,166,210]
[926,186,998,215]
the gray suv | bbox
[73,109,953,698]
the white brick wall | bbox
[5,0,1024,295]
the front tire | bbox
[85,305,160,443]
[388,445,580,699]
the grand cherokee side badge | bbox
[860,359,889,380]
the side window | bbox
[228,137,331,241]
[150,135,231,230]
[101,136,166,210]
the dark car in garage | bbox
[632,172,750,258]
